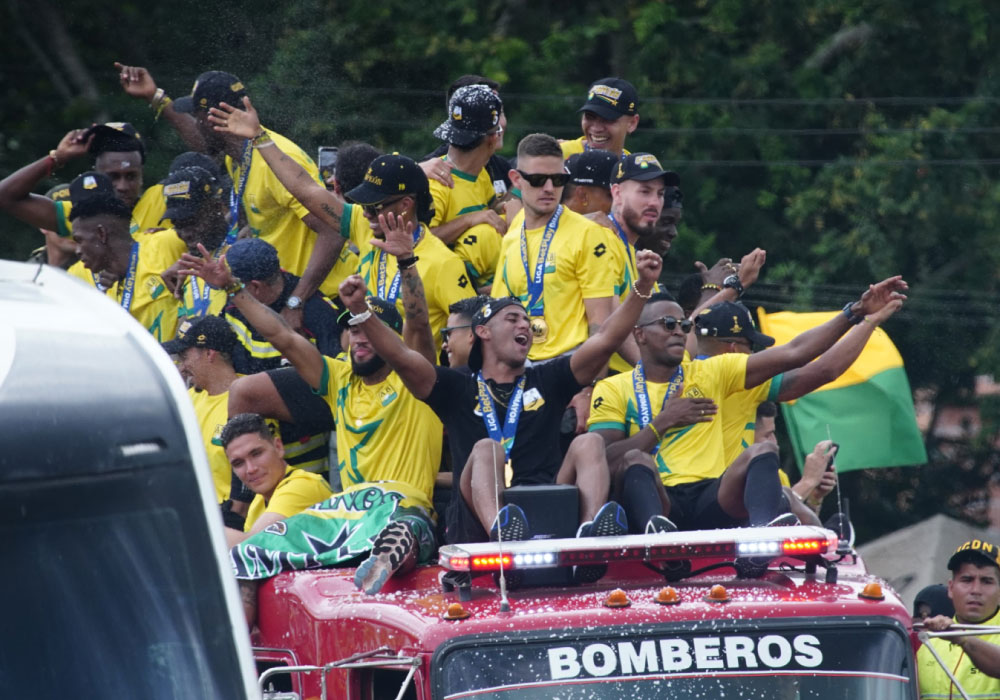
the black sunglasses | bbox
[440,324,472,341]
[636,315,693,333]
[516,170,571,188]
[361,195,407,218]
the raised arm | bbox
[0,129,92,231]
[744,275,908,390]
[570,249,661,385]
[371,211,436,364]
[114,63,206,151]
[777,298,903,401]
[208,98,345,231]
[338,275,438,399]
[180,244,325,389]
[685,248,766,357]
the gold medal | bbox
[530,316,549,343]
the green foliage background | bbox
[3,0,1000,542]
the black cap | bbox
[174,71,248,113]
[433,85,503,147]
[336,296,403,335]
[169,151,223,180]
[565,150,618,188]
[45,183,71,202]
[161,166,225,223]
[162,315,238,355]
[578,78,639,120]
[346,154,429,206]
[611,152,675,184]
[467,297,526,372]
[226,237,280,282]
[87,122,145,162]
[913,584,955,619]
[948,539,1000,572]
[695,301,775,347]
[68,172,130,221]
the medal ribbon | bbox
[519,205,563,315]
[375,225,424,303]
[227,139,254,245]
[633,361,684,453]
[476,372,527,459]
[118,241,140,313]
[607,211,636,287]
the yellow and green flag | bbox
[756,308,927,472]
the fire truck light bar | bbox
[439,526,838,572]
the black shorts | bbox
[267,367,334,471]
[445,492,488,545]
[666,478,747,531]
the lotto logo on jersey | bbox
[589,85,623,105]
[547,634,823,681]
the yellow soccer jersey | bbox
[493,206,617,360]
[559,137,631,159]
[124,230,184,341]
[66,260,115,298]
[588,354,749,486]
[245,465,333,531]
[188,387,232,503]
[316,356,442,511]
[342,202,474,356]
[918,607,1000,700]
[227,127,342,296]
[716,370,783,467]
[53,185,169,239]
[428,160,501,290]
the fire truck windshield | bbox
[434,621,913,699]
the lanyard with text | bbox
[117,241,141,313]
[519,205,563,315]
[227,139,253,246]
[476,372,526,459]
[375,225,424,303]
[188,241,228,316]
[633,361,684,452]
[607,211,635,284]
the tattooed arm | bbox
[373,212,437,364]
[180,244,326,389]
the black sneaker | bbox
[766,512,800,528]
[645,515,678,534]
[573,502,627,584]
[490,504,531,542]
[354,521,416,594]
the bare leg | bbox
[556,432,611,523]
[238,579,259,629]
[459,438,507,534]
[784,486,821,526]
[717,441,779,519]
[228,372,295,422]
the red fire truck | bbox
[250,520,917,699]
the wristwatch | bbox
[285,295,303,310]
[842,301,864,325]
[722,274,744,298]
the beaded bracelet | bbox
[632,281,653,300]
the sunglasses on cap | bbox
[361,195,408,218]
[440,324,472,342]
[516,170,571,188]
[636,315,694,333]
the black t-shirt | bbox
[424,358,583,486]
[226,271,343,375]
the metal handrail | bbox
[258,650,422,700]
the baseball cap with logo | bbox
[433,85,503,147]
[87,122,146,162]
[160,166,225,223]
[578,77,639,121]
[566,150,618,188]
[948,539,1000,571]
[695,301,775,347]
[174,71,248,113]
[67,171,130,221]
[345,154,433,223]
[162,315,238,355]
[612,152,675,185]
[336,296,403,335]
[467,297,527,372]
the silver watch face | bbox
[286,295,303,310]
[723,275,740,287]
